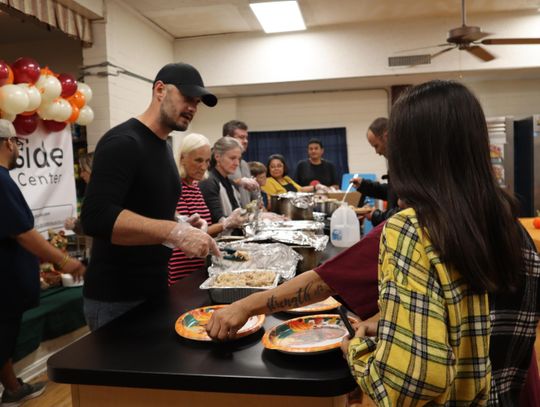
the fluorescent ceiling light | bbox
[250,1,306,34]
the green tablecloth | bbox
[13,286,86,361]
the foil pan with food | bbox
[244,220,324,235]
[241,230,329,252]
[200,270,280,303]
[209,242,301,281]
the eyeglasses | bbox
[1,136,20,143]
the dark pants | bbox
[0,315,22,367]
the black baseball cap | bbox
[153,63,218,107]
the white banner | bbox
[10,125,77,236]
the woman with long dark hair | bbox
[343,81,540,405]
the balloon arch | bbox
[0,57,94,136]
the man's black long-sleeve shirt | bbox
[81,118,181,302]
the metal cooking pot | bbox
[291,245,322,273]
[313,199,340,217]
[270,193,314,220]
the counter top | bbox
[520,218,540,252]
[47,268,357,398]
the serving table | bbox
[47,267,357,407]
[15,286,85,361]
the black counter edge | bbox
[47,366,357,397]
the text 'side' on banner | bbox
[10,126,76,237]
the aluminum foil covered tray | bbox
[240,230,329,251]
[242,220,328,251]
[244,220,324,235]
[209,242,301,281]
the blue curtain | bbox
[244,127,349,180]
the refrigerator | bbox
[489,115,540,217]
[513,115,540,217]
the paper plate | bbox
[262,314,358,354]
[175,305,265,341]
[287,297,341,314]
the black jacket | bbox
[357,176,399,226]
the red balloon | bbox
[0,60,11,86]
[12,57,41,84]
[42,119,67,132]
[13,114,39,135]
[57,73,78,98]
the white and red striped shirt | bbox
[168,180,213,285]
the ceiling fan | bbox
[392,0,540,64]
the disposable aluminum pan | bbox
[199,270,280,303]
[210,242,301,281]
[244,220,324,236]
[241,230,329,252]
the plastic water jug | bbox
[330,202,360,247]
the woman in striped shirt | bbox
[168,133,246,285]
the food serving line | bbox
[47,199,359,407]
[47,264,356,407]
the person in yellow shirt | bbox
[262,154,314,196]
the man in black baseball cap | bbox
[153,62,217,107]
[80,62,219,331]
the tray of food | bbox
[200,269,280,303]
[210,242,300,281]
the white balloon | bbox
[76,105,94,126]
[37,101,56,120]
[0,111,16,122]
[52,98,72,122]
[36,74,61,102]
[0,84,29,115]
[18,83,42,112]
[77,82,93,103]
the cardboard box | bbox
[325,191,361,207]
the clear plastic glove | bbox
[64,217,77,230]
[259,211,286,222]
[315,184,330,193]
[163,221,220,258]
[237,177,260,191]
[222,208,249,230]
[186,213,208,233]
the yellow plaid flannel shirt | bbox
[347,208,491,406]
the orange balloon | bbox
[6,66,13,84]
[20,109,37,116]
[68,90,85,109]
[67,103,80,123]
[40,67,55,76]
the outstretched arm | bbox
[206,270,334,341]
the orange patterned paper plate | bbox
[262,314,358,354]
[287,297,341,314]
[175,305,265,341]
